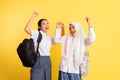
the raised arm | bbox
[24,11,38,36]
[61,23,65,36]
[85,17,96,46]
[54,22,64,43]
[86,17,92,28]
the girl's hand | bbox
[56,22,64,29]
[86,17,92,27]
[32,11,38,18]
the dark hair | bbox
[38,19,47,31]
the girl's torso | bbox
[31,30,53,56]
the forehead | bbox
[69,24,75,28]
[41,20,48,23]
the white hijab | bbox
[62,22,86,67]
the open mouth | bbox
[45,27,49,30]
[71,31,75,34]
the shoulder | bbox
[31,30,39,39]
[31,30,39,34]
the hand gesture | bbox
[32,11,38,18]
[56,22,64,29]
[86,17,92,27]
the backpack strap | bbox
[36,31,42,55]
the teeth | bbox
[71,32,74,34]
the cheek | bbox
[73,30,78,35]
[41,26,45,29]
[72,29,76,32]
[74,28,78,32]
[40,27,45,31]
[75,30,78,34]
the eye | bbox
[42,23,45,25]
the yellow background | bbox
[0,0,120,80]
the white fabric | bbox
[54,22,96,73]
[31,30,54,56]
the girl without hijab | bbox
[54,17,96,80]
[25,11,54,80]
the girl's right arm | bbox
[54,22,64,43]
[24,11,38,36]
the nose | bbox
[45,23,48,26]
[70,28,74,32]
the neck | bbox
[41,30,47,34]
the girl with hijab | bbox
[54,17,96,80]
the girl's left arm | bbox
[85,17,96,46]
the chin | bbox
[45,30,48,33]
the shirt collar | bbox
[40,30,47,36]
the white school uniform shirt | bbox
[31,30,54,56]
[54,27,96,74]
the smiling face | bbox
[69,24,78,37]
[38,19,49,33]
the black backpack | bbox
[17,31,42,67]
